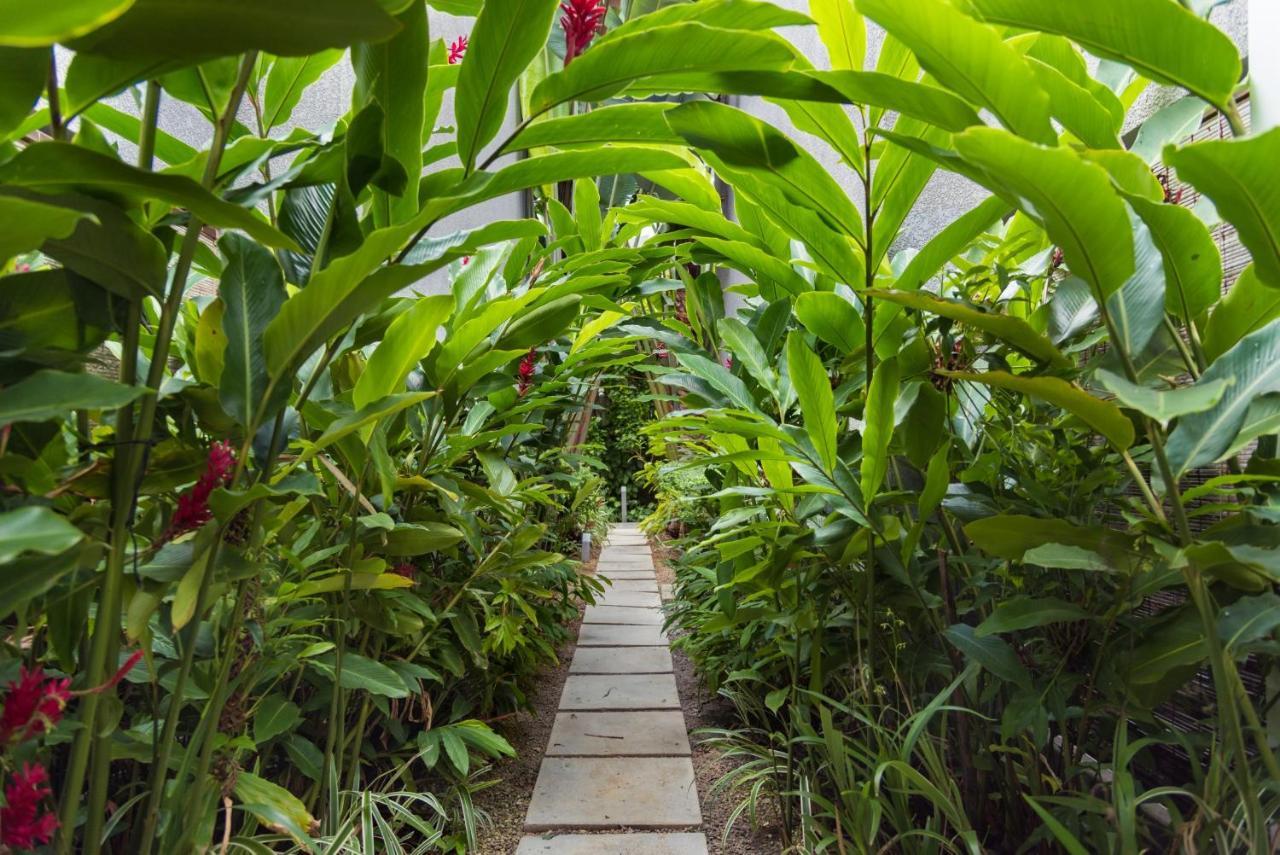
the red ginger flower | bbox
[516,348,538,397]
[160,441,236,544]
[447,34,468,64]
[560,0,606,65]
[1,763,59,849]
[0,666,71,745]
[391,562,417,580]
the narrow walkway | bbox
[516,524,707,854]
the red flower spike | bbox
[0,666,72,745]
[392,562,417,580]
[560,0,606,65]
[516,348,538,397]
[1,764,59,849]
[448,35,468,64]
[159,441,236,545]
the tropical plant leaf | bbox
[786,331,838,472]
[952,127,1133,299]
[262,50,343,131]
[857,0,1053,143]
[794,292,865,356]
[1164,128,1280,288]
[217,234,289,430]
[456,0,560,171]
[894,195,1010,292]
[1164,318,1280,478]
[1128,196,1223,322]
[812,70,982,133]
[943,624,1032,687]
[0,505,85,563]
[810,0,864,71]
[1202,265,1280,364]
[353,296,453,411]
[943,370,1135,450]
[868,289,1070,369]
[0,47,47,134]
[1096,369,1231,428]
[968,0,1241,110]
[0,370,151,427]
[1104,212,1166,356]
[0,142,298,249]
[977,596,1090,636]
[861,357,899,499]
[0,0,135,47]
[965,514,1136,562]
[0,192,93,266]
[503,103,682,151]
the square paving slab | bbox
[583,605,664,625]
[559,673,680,710]
[596,591,663,609]
[569,646,672,674]
[600,569,656,579]
[525,757,701,829]
[604,579,659,592]
[577,624,668,646]
[516,833,709,854]
[546,710,690,755]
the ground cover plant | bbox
[1,0,1279,852]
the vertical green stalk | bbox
[126,53,259,855]
[861,135,877,687]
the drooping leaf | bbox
[456,0,559,171]
[786,331,838,472]
[0,192,93,266]
[217,233,289,430]
[232,771,317,846]
[528,23,798,116]
[68,0,400,61]
[965,514,1136,562]
[254,694,303,744]
[943,623,1032,687]
[811,70,982,133]
[1164,318,1280,478]
[945,370,1135,450]
[666,100,862,240]
[0,0,135,47]
[0,506,85,563]
[1202,265,1280,364]
[503,103,682,151]
[1128,196,1223,321]
[384,522,465,556]
[976,596,1090,637]
[1096,369,1231,428]
[296,393,436,464]
[0,47,47,134]
[717,318,777,400]
[952,128,1133,299]
[674,351,758,412]
[1164,128,1280,287]
[868,289,1070,369]
[0,370,151,427]
[496,295,583,349]
[857,0,1054,143]
[0,142,298,249]
[968,0,1241,110]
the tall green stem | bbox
[861,135,877,688]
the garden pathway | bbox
[516,524,707,855]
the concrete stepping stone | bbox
[517,833,708,854]
[560,673,680,710]
[659,583,674,602]
[546,711,690,755]
[603,579,659,592]
[578,623,667,646]
[596,591,663,608]
[570,646,672,674]
[583,605,663,625]
[524,757,701,829]
[600,569,656,579]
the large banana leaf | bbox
[67,0,400,60]
[1128,196,1222,322]
[968,0,1241,110]
[856,0,1054,143]
[665,100,863,241]
[528,23,798,115]
[1202,266,1280,364]
[0,0,134,47]
[953,128,1133,299]
[1165,318,1280,477]
[1164,129,1280,288]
